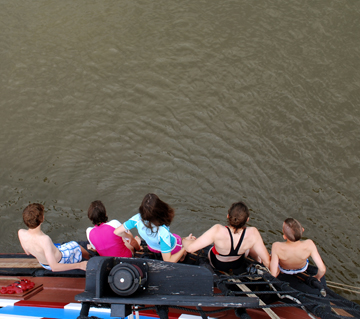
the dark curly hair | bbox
[139,193,175,232]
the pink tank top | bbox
[89,223,132,257]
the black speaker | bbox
[108,262,148,296]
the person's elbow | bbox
[114,228,124,237]
[319,264,326,277]
[185,244,196,253]
[269,262,279,277]
[269,267,277,278]
[161,254,172,263]
[261,253,270,268]
[181,239,192,253]
[49,264,62,272]
[258,251,270,268]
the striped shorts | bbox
[40,241,82,271]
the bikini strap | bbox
[217,227,234,257]
[219,227,246,257]
[234,227,246,254]
[225,226,234,251]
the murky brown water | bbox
[0,0,359,303]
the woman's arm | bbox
[182,225,220,253]
[86,227,96,251]
[114,224,141,251]
[162,247,187,263]
[160,233,195,263]
[249,228,271,268]
[114,224,130,238]
[269,243,280,277]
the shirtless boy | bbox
[270,218,326,281]
[18,203,89,272]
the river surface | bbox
[0,0,359,303]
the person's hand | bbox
[186,233,196,241]
[87,244,96,251]
[79,261,88,271]
[135,236,143,251]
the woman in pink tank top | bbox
[86,201,140,257]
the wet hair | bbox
[88,200,108,226]
[23,203,44,229]
[139,193,174,232]
[227,201,249,232]
[283,218,303,242]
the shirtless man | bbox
[18,203,88,272]
[270,218,326,281]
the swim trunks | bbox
[278,259,309,275]
[40,241,82,271]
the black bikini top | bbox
[218,227,246,257]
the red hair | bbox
[23,203,44,229]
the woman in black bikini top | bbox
[209,226,247,271]
[211,226,246,256]
[182,201,270,272]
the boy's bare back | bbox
[271,239,316,272]
[270,218,326,281]
[19,203,88,272]
[18,228,61,266]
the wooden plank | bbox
[20,277,85,304]
[0,258,42,268]
[331,302,354,318]
[228,277,280,319]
